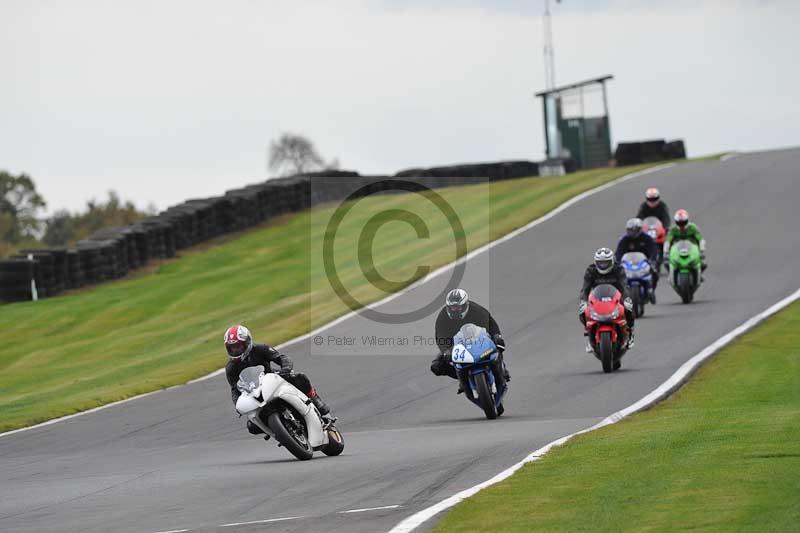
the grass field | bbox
[0,164,659,432]
[434,298,800,532]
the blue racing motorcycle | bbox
[621,251,652,317]
[451,323,508,419]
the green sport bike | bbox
[668,239,702,303]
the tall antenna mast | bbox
[543,0,556,90]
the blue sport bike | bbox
[621,251,653,318]
[450,323,509,419]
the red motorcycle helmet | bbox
[674,209,690,228]
[224,324,253,361]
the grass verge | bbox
[433,298,800,532]
[0,164,659,432]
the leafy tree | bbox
[268,133,338,176]
[0,170,46,242]
[42,191,152,247]
[41,210,73,247]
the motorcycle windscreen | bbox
[642,217,662,230]
[454,323,484,346]
[675,240,694,255]
[621,251,648,265]
[591,284,619,301]
[453,323,496,361]
[237,365,265,393]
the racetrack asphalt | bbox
[1,148,798,533]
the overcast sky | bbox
[1,0,798,214]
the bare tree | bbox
[268,133,330,177]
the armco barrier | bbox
[0,162,540,302]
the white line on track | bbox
[339,505,402,514]
[220,516,304,527]
[388,285,800,532]
[153,529,189,533]
[0,163,674,439]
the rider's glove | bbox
[623,297,634,311]
[278,367,292,376]
[578,300,587,314]
[492,333,506,351]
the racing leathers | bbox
[665,223,707,271]
[637,200,671,229]
[431,300,507,381]
[226,344,330,434]
[615,232,660,290]
[579,264,635,332]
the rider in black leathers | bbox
[636,187,671,229]
[224,325,331,436]
[615,218,660,297]
[579,248,635,349]
[430,288,509,383]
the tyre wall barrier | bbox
[615,139,686,167]
[0,162,540,303]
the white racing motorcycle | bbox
[236,365,344,460]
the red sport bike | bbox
[584,284,630,373]
[642,216,666,272]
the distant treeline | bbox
[0,169,153,258]
[42,192,155,248]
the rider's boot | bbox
[308,388,331,416]
[627,330,635,349]
[494,355,511,383]
[247,420,264,435]
[502,360,511,382]
[584,332,593,353]
[649,288,657,304]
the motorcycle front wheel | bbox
[474,371,498,420]
[321,426,345,457]
[677,272,692,304]
[599,331,614,373]
[268,410,313,460]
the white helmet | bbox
[645,187,660,203]
[445,288,469,319]
[593,247,615,274]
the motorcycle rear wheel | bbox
[268,410,314,461]
[474,371,498,420]
[599,331,614,373]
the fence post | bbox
[27,253,38,301]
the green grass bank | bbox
[0,164,659,432]
[434,297,800,532]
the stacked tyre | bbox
[0,259,36,302]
